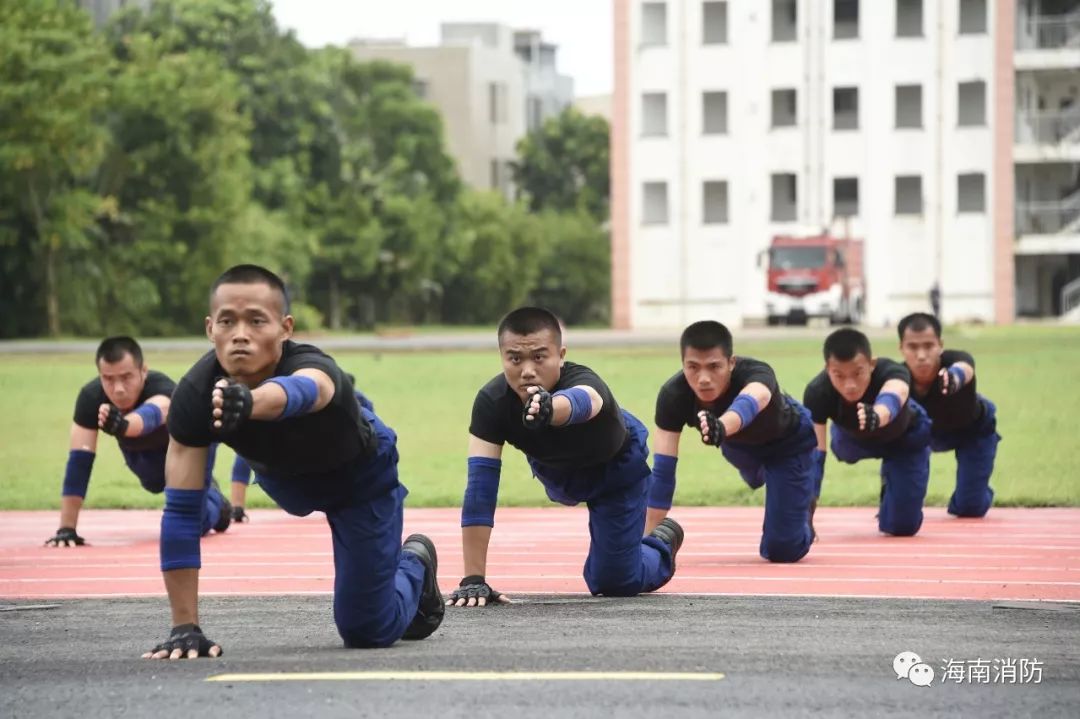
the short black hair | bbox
[96,336,143,367]
[823,328,872,362]
[211,264,290,315]
[497,307,563,345]
[680,320,734,358]
[897,312,942,341]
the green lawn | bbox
[2,325,1078,511]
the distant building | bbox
[515,29,575,131]
[574,94,614,123]
[610,0,1080,328]
[350,24,573,198]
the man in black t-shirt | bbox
[226,376,374,523]
[648,321,818,562]
[447,307,681,607]
[143,265,443,659]
[43,337,230,547]
[803,328,932,536]
[898,313,999,517]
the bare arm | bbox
[123,395,170,437]
[645,428,681,534]
[549,385,603,426]
[872,378,911,426]
[58,424,99,530]
[455,434,510,607]
[248,368,335,420]
[161,439,209,630]
[813,422,827,451]
[461,435,501,578]
[720,381,772,436]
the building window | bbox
[833,177,859,217]
[771,88,797,128]
[703,1,728,44]
[527,96,543,132]
[702,91,728,134]
[897,0,923,38]
[642,2,667,46]
[834,0,859,40]
[642,92,668,136]
[833,87,859,130]
[771,173,797,222]
[959,0,987,34]
[643,182,669,225]
[895,84,923,128]
[488,82,507,124]
[703,180,729,224]
[772,0,797,42]
[490,160,512,196]
[895,175,923,215]
[958,81,986,126]
[412,79,429,99]
[958,173,986,213]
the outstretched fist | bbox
[856,402,881,432]
[522,386,553,429]
[212,378,252,433]
[697,410,725,446]
[98,404,129,437]
[939,366,963,396]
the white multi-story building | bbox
[611,0,1080,328]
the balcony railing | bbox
[1016,188,1080,235]
[1015,106,1080,145]
[1017,9,1080,50]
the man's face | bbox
[499,329,566,403]
[899,327,943,383]
[206,282,293,383]
[97,353,147,411]
[825,353,875,404]
[682,347,735,404]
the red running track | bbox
[2,507,1079,602]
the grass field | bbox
[2,325,1078,511]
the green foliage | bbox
[0,0,112,336]
[512,107,611,222]
[0,0,611,337]
[529,211,611,325]
[440,191,544,324]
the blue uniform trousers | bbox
[527,411,675,596]
[830,402,932,537]
[720,398,818,563]
[124,443,225,534]
[931,396,1000,518]
[254,409,425,648]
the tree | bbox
[529,211,611,325]
[440,191,544,324]
[77,34,254,336]
[0,0,111,336]
[512,108,610,222]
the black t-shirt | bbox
[168,341,374,478]
[909,349,983,432]
[654,357,801,445]
[802,358,915,443]
[469,362,628,469]
[73,370,174,452]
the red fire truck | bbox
[764,233,864,326]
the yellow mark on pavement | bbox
[207,670,724,683]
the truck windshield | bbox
[770,246,827,270]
